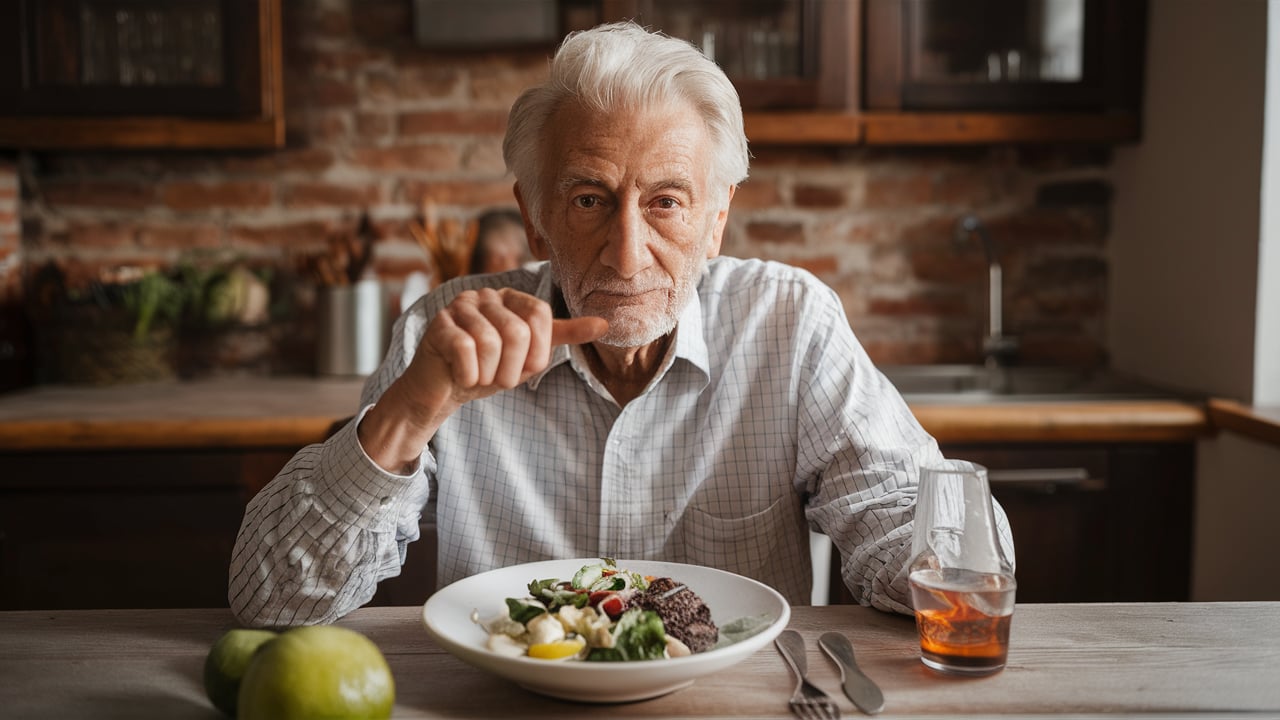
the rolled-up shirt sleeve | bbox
[227,403,432,628]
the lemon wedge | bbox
[528,638,586,660]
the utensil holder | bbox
[316,279,386,376]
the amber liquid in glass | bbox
[909,568,1015,676]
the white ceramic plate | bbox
[421,558,791,703]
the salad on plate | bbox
[472,558,764,662]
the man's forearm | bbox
[357,375,456,474]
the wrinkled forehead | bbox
[540,98,711,186]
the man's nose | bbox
[600,204,653,278]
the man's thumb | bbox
[551,316,608,346]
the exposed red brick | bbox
[362,70,400,105]
[399,110,509,136]
[907,248,985,283]
[932,169,1002,206]
[748,146,839,168]
[793,184,847,208]
[223,148,336,175]
[161,181,274,211]
[732,178,782,209]
[283,182,384,209]
[746,221,805,245]
[291,46,389,75]
[0,184,17,200]
[862,172,934,209]
[398,179,516,208]
[396,66,468,100]
[463,142,508,174]
[56,222,135,249]
[135,223,223,249]
[42,180,156,210]
[228,220,343,248]
[349,144,461,173]
[292,112,352,144]
[299,77,360,109]
[470,63,551,106]
[350,0,412,43]
[355,113,395,140]
[788,255,839,276]
[867,291,969,317]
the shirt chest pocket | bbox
[665,492,800,579]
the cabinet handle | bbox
[987,468,1102,491]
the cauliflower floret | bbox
[555,605,615,649]
[525,611,567,646]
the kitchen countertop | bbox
[0,377,364,450]
[2,602,1276,718]
[1206,397,1280,447]
[0,376,1210,451]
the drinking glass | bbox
[909,460,1016,676]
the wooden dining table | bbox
[2,602,1277,718]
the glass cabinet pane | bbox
[634,0,808,81]
[75,0,225,87]
[908,0,1084,86]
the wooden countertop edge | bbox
[0,400,1211,450]
[1206,398,1280,448]
[911,401,1211,444]
[0,417,337,451]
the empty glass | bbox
[909,460,1016,676]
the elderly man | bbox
[230,22,1012,627]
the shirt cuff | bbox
[316,403,425,533]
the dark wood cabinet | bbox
[0,0,284,149]
[827,441,1193,605]
[936,441,1192,603]
[600,0,858,110]
[0,446,436,611]
[597,0,1145,144]
[863,0,1146,113]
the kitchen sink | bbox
[880,364,1186,404]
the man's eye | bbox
[654,197,678,210]
[573,195,600,209]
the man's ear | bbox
[514,183,550,260]
[706,185,736,259]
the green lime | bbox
[237,625,395,720]
[203,628,278,717]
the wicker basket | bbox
[49,324,176,386]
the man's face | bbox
[520,99,732,348]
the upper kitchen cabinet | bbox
[0,0,284,149]
[861,0,1147,143]
[600,0,859,111]
[602,0,1146,145]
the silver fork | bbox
[775,630,841,720]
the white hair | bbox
[502,21,750,226]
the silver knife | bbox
[819,632,885,715]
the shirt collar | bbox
[525,264,711,392]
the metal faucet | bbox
[954,215,1019,368]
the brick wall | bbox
[6,0,1114,375]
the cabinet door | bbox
[601,0,857,110]
[0,0,284,148]
[864,0,1146,111]
[944,442,1192,603]
[0,448,295,610]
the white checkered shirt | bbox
[230,257,1012,627]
